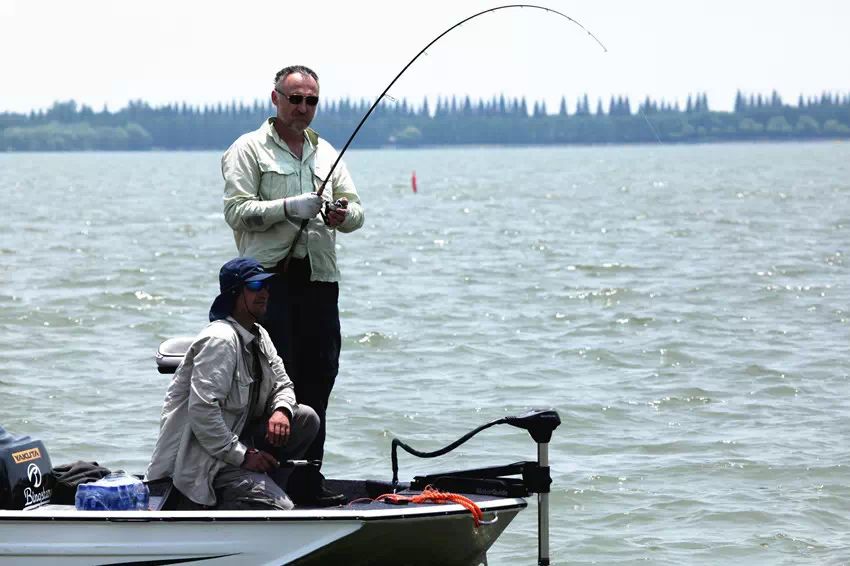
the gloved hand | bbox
[242,448,279,473]
[284,193,322,219]
[323,197,349,227]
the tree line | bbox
[1,90,849,151]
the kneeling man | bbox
[146,257,319,509]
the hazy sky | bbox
[2,0,848,114]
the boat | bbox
[0,338,560,566]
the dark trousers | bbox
[265,256,340,494]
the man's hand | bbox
[242,449,279,473]
[266,409,291,447]
[284,193,322,219]
[325,197,348,227]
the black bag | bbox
[50,461,112,504]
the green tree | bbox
[795,115,820,135]
[766,116,792,135]
[824,119,850,134]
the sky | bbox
[1,0,848,114]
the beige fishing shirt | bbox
[221,118,364,281]
[145,317,296,507]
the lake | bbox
[1,141,849,565]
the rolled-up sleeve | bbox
[187,335,247,467]
[222,141,288,232]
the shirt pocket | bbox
[223,369,253,411]
[258,160,299,200]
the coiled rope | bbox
[352,486,493,527]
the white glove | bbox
[284,193,322,220]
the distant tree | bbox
[795,115,819,134]
[734,90,746,113]
[824,119,850,134]
[576,94,590,116]
[533,99,547,117]
[738,117,764,134]
[766,116,792,135]
[46,100,78,122]
[558,96,567,116]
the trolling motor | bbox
[391,409,561,566]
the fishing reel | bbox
[321,198,348,224]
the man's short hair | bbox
[274,65,319,87]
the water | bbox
[1,142,849,564]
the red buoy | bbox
[412,170,418,194]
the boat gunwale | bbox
[0,496,527,522]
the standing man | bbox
[146,258,320,510]
[221,65,364,506]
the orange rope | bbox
[374,486,484,527]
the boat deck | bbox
[11,477,527,518]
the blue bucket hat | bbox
[209,257,275,322]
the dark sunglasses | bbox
[275,89,319,106]
[244,279,270,292]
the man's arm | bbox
[186,334,248,467]
[258,328,297,447]
[258,327,297,418]
[221,142,288,232]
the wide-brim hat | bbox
[209,257,275,322]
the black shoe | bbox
[292,486,346,508]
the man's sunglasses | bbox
[274,89,319,106]
[244,279,270,292]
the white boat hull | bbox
[0,496,525,565]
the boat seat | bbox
[155,337,194,374]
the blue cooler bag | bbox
[75,471,150,510]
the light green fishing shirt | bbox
[221,118,364,281]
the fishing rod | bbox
[281,3,608,270]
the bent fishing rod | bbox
[281,3,607,270]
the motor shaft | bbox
[538,441,550,566]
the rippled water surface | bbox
[1,142,849,565]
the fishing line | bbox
[282,4,608,270]
[319,4,607,194]
[639,108,664,144]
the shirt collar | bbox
[225,315,258,347]
[265,117,317,160]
